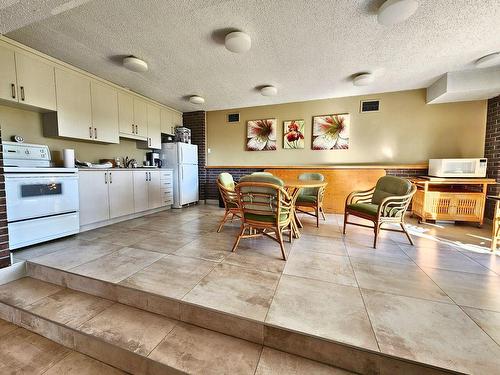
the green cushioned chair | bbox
[296,173,326,227]
[232,174,292,260]
[343,176,417,248]
[216,173,241,232]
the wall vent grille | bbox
[227,113,240,123]
[360,100,380,113]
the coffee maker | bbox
[146,151,162,167]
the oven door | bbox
[5,173,79,222]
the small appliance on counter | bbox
[175,127,191,144]
[428,158,487,178]
[2,141,79,249]
[146,151,162,168]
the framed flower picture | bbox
[246,119,277,151]
[312,113,350,150]
[283,120,305,149]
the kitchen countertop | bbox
[78,167,173,171]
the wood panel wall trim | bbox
[205,164,428,170]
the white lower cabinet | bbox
[108,170,134,218]
[78,171,110,226]
[133,170,150,212]
[148,171,162,209]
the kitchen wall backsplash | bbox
[0,105,148,165]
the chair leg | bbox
[231,225,245,252]
[277,227,287,261]
[343,212,348,234]
[320,207,326,221]
[288,222,293,243]
[316,207,319,228]
[373,222,380,249]
[217,210,230,233]
[400,223,414,246]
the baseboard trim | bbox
[0,261,26,285]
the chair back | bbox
[217,173,238,207]
[371,176,413,205]
[298,173,324,196]
[251,171,273,177]
[236,174,291,225]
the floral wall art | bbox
[283,120,305,149]
[312,113,350,150]
[246,119,277,151]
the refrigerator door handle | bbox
[181,166,183,181]
[180,147,183,164]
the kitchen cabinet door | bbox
[78,171,110,226]
[15,51,56,111]
[173,112,183,128]
[0,44,18,103]
[148,171,162,209]
[91,81,119,143]
[160,108,173,135]
[133,98,148,138]
[147,104,161,149]
[53,68,93,140]
[118,91,135,136]
[133,170,149,213]
[108,170,135,219]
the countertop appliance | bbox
[2,141,79,249]
[160,142,198,208]
[428,158,487,178]
[175,127,191,144]
[146,151,162,168]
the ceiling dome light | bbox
[377,0,419,25]
[353,73,374,86]
[225,31,251,53]
[260,86,278,96]
[189,95,205,105]
[123,56,148,72]
[475,52,500,68]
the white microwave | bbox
[428,158,487,178]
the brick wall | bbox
[182,111,207,199]
[0,127,10,268]
[485,95,500,219]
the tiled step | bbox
[23,262,457,375]
[0,277,357,375]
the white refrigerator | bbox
[160,142,199,208]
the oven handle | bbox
[5,174,79,180]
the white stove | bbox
[3,142,80,249]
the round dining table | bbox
[282,179,328,238]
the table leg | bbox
[287,187,302,239]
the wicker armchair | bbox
[216,173,241,232]
[343,176,416,248]
[232,175,293,260]
[295,172,326,227]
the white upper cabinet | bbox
[161,108,173,135]
[91,81,119,143]
[147,104,161,149]
[45,68,93,141]
[173,112,183,128]
[133,98,148,138]
[118,91,135,136]
[15,51,56,111]
[0,44,18,104]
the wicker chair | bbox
[295,172,326,227]
[216,173,241,232]
[343,176,417,248]
[232,174,293,260]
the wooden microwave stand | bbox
[410,177,496,226]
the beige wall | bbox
[206,89,487,166]
[0,105,147,165]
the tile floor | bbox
[12,204,500,374]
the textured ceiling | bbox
[4,0,500,111]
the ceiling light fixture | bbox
[377,0,419,25]
[260,86,278,96]
[353,73,374,86]
[189,95,205,105]
[123,56,148,72]
[225,31,251,53]
[475,52,500,68]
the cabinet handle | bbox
[20,86,25,101]
[148,137,151,147]
[11,84,16,99]
[135,125,138,134]
[109,172,112,183]
[89,126,93,139]
[94,127,97,139]
[132,124,135,134]
[104,172,108,184]
[145,172,148,182]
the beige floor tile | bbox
[462,307,500,345]
[266,275,378,350]
[119,255,216,299]
[0,277,62,308]
[255,347,354,375]
[96,229,157,247]
[44,351,126,374]
[30,241,121,270]
[284,249,357,286]
[0,328,70,374]
[465,252,500,274]
[292,234,347,256]
[76,226,120,241]
[363,289,500,373]
[423,267,500,311]
[174,234,234,262]
[129,232,198,253]
[149,323,262,375]
[183,263,280,321]
[352,260,452,303]
[26,288,114,328]
[224,242,289,273]
[71,247,164,283]
[0,318,17,337]
[79,303,176,356]
[401,246,493,275]
[345,241,413,265]
[12,237,82,260]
